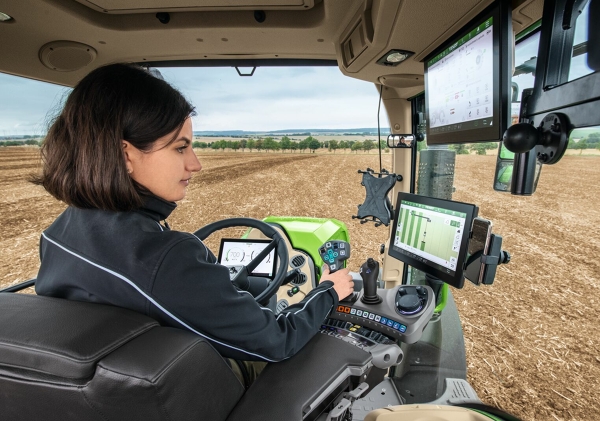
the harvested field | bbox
[0,147,598,421]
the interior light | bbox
[387,52,408,63]
[0,12,12,22]
[376,49,414,67]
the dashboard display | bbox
[388,193,477,288]
[218,239,276,277]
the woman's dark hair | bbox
[33,63,195,211]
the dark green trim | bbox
[516,19,542,42]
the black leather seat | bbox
[0,292,245,421]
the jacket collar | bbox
[137,195,177,222]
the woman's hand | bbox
[321,267,354,300]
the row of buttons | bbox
[336,305,407,333]
[322,319,393,344]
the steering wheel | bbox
[195,218,289,305]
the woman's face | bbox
[123,118,202,202]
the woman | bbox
[34,63,354,367]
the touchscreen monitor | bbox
[218,239,277,277]
[424,0,511,144]
[388,193,477,288]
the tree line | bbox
[0,139,42,147]
[192,136,390,153]
[449,135,600,155]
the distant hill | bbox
[193,128,390,137]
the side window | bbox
[567,126,600,154]
[568,1,593,81]
[512,30,540,119]
[0,72,69,139]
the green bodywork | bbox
[262,216,350,278]
[259,215,450,312]
[435,283,449,313]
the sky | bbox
[0,66,382,136]
[1,2,593,136]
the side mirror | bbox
[493,142,542,194]
[493,143,515,192]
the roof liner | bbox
[0,0,544,97]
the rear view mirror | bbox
[387,134,417,148]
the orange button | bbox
[337,305,345,312]
[344,307,351,313]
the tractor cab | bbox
[1,0,599,420]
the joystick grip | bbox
[360,258,382,305]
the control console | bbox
[319,240,350,272]
[328,285,434,344]
[319,319,403,370]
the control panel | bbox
[319,319,403,370]
[319,241,350,272]
[328,285,434,344]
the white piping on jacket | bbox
[41,232,333,362]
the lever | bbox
[360,258,382,305]
[281,268,301,285]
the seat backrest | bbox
[0,293,245,421]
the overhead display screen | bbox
[427,17,494,133]
[424,1,511,145]
[388,193,477,288]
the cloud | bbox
[0,66,381,134]
[161,66,381,131]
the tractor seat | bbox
[0,292,245,421]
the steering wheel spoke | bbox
[245,239,277,274]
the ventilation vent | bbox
[291,273,307,286]
[276,299,289,313]
[290,255,306,269]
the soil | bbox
[1,147,598,421]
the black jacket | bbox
[35,196,339,362]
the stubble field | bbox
[0,147,598,421]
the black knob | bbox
[503,123,539,153]
[397,294,422,314]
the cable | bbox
[377,84,383,174]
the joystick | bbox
[360,258,382,305]
[318,241,351,273]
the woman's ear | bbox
[122,141,135,174]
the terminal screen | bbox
[388,193,477,288]
[218,239,276,277]
[427,17,494,136]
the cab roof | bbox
[0,0,542,98]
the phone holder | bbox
[352,168,402,227]
[464,234,510,286]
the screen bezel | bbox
[217,238,277,278]
[388,193,478,288]
[424,0,511,145]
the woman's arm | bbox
[148,237,339,362]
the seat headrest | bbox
[0,293,158,380]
